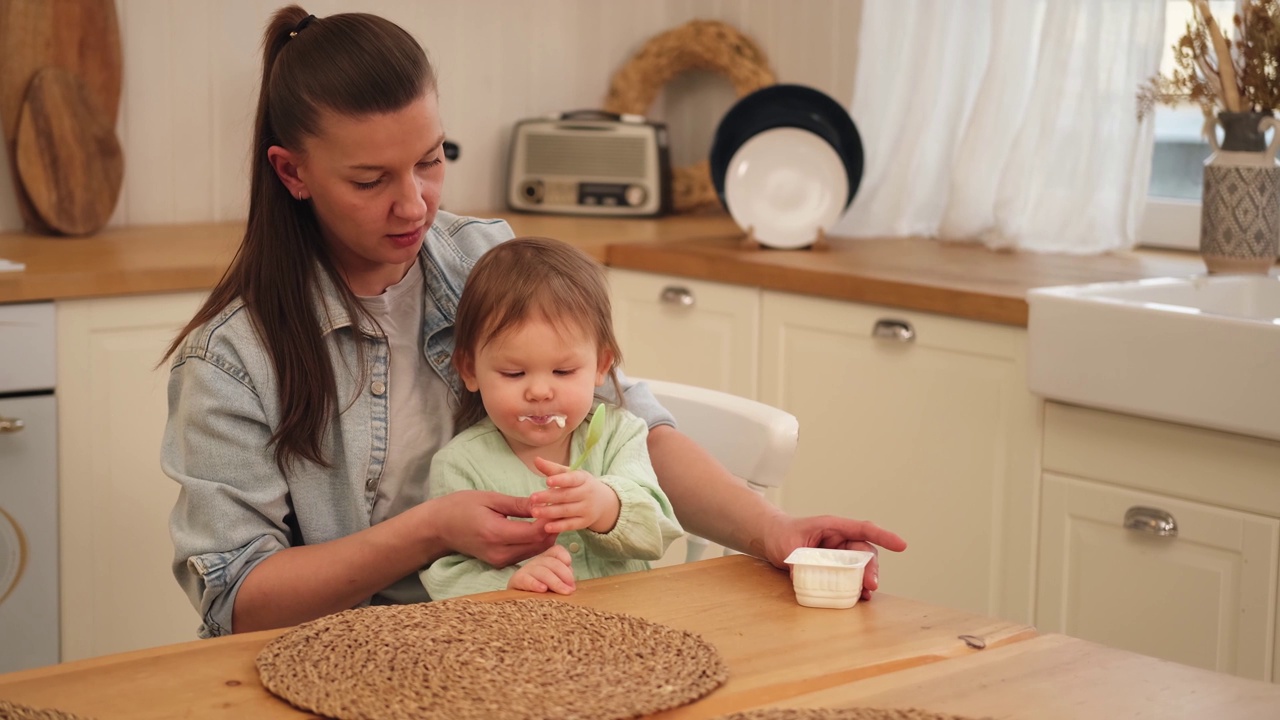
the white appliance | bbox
[0,301,59,672]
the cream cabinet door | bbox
[759,291,1039,621]
[1037,473,1279,681]
[610,270,761,567]
[57,292,205,660]
[609,269,760,399]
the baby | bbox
[420,236,683,599]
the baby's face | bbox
[463,315,610,463]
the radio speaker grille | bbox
[525,133,647,178]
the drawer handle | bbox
[0,416,24,433]
[1123,506,1177,538]
[872,318,915,342]
[659,286,695,307]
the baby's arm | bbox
[422,553,518,600]
[579,411,683,560]
[420,448,549,599]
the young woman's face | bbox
[461,314,612,464]
[295,92,446,295]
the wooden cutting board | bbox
[15,67,123,236]
[0,0,122,233]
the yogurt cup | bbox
[783,547,874,609]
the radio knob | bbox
[624,184,647,207]
[521,180,545,204]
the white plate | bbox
[724,127,849,249]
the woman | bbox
[162,5,906,638]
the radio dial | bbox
[624,185,647,207]
[521,180,545,204]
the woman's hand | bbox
[508,544,576,594]
[530,456,621,534]
[761,513,908,600]
[644,424,907,602]
[427,490,557,567]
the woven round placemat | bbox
[603,19,776,213]
[0,699,93,720]
[257,598,728,720]
[714,709,987,720]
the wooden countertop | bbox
[0,213,731,305]
[1,556,1275,719]
[0,211,1208,325]
[603,232,1207,326]
[0,221,242,305]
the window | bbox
[1139,1,1240,250]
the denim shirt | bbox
[162,211,674,638]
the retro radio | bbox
[506,110,671,217]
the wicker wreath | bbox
[603,20,776,213]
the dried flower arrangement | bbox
[1137,0,1280,120]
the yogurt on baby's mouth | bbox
[518,414,567,428]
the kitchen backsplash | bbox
[0,0,861,231]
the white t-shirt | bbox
[357,261,455,602]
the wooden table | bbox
[766,633,1280,719]
[0,556,1275,718]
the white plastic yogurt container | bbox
[783,547,875,609]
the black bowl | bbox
[709,84,864,212]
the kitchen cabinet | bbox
[609,269,762,566]
[759,291,1040,622]
[1037,402,1280,682]
[609,269,760,399]
[608,269,1041,618]
[56,292,205,660]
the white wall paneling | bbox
[0,0,861,231]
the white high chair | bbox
[639,379,800,563]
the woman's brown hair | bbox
[451,237,625,431]
[163,5,435,473]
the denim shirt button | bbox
[365,476,376,491]
[371,380,386,396]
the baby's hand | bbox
[508,544,576,594]
[530,456,621,534]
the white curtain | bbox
[832,0,1167,253]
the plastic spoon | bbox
[568,402,606,471]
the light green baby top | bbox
[420,405,683,600]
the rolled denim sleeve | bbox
[162,350,292,638]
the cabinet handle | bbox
[1123,506,1177,538]
[0,416,24,433]
[659,286,695,307]
[872,318,915,342]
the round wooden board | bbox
[15,67,123,236]
[0,0,122,233]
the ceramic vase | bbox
[1200,111,1280,274]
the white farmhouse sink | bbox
[1027,274,1280,441]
